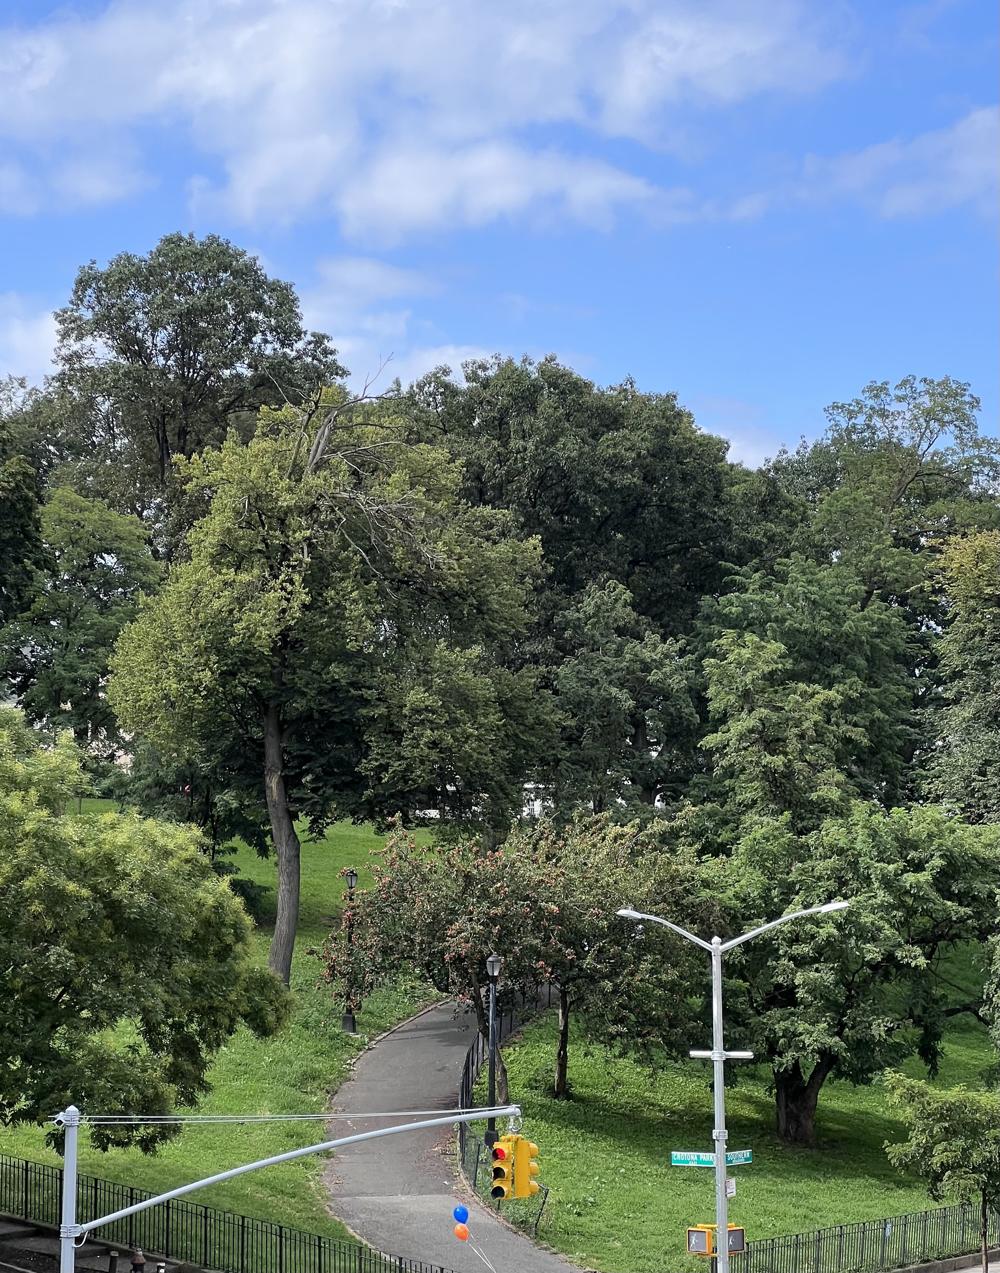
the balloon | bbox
[453,1224,469,1242]
[453,1205,469,1224]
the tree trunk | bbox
[773,1059,833,1146]
[263,701,301,986]
[981,1189,989,1273]
[554,985,571,1098]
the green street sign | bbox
[671,1151,715,1167]
[671,1149,753,1167]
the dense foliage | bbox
[0,709,286,1144]
[1,230,998,1154]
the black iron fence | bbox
[743,1198,995,1273]
[455,989,550,1236]
[0,1154,459,1273]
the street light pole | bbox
[485,953,501,1147]
[341,867,359,1034]
[617,901,849,1273]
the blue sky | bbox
[0,0,996,465]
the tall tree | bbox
[714,804,1000,1145]
[53,232,343,520]
[110,398,543,984]
[552,580,698,812]
[771,375,1000,606]
[0,708,286,1146]
[408,355,738,809]
[925,531,1000,822]
[700,556,916,832]
[0,488,159,759]
[0,401,45,625]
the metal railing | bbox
[0,1154,460,1273]
[455,987,551,1236]
[743,1198,995,1273]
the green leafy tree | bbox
[552,581,698,812]
[0,707,286,1146]
[885,1074,1000,1273]
[53,232,343,519]
[925,531,1000,822]
[771,376,1000,605]
[715,804,1000,1145]
[0,488,159,759]
[0,405,45,625]
[701,556,915,833]
[321,816,706,1100]
[409,355,741,809]
[110,399,543,984]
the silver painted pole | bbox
[711,939,729,1273]
[70,1105,520,1239]
[58,1105,80,1273]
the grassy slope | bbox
[1,812,434,1238]
[496,1009,990,1273]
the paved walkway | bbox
[323,1000,588,1273]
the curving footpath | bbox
[323,1000,588,1273]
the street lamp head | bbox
[487,953,501,980]
[819,900,849,913]
[345,867,358,891]
[616,907,641,919]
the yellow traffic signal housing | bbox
[686,1225,746,1258]
[490,1135,515,1200]
[512,1136,541,1198]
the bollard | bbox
[109,1253,119,1273]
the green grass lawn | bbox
[1,811,436,1239]
[492,1010,991,1273]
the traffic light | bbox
[490,1135,515,1200]
[512,1136,541,1198]
[687,1225,715,1257]
[728,1226,746,1254]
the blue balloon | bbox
[453,1205,469,1224]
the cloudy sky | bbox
[0,0,996,465]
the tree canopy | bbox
[0,708,286,1146]
[110,396,544,983]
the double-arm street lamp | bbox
[617,901,849,1273]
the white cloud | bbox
[299,254,567,391]
[688,393,784,468]
[801,106,999,218]
[0,295,57,384]
[0,0,852,234]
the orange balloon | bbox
[454,1223,470,1242]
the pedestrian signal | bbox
[490,1136,515,1200]
[512,1136,541,1198]
[687,1225,715,1256]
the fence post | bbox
[203,1205,210,1268]
[23,1158,30,1219]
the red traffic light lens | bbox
[492,1146,507,1159]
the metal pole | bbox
[486,974,498,1147]
[711,938,729,1273]
[58,1105,81,1273]
[69,1106,521,1240]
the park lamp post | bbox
[341,867,359,1034]
[616,900,849,1273]
[485,952,502,1147]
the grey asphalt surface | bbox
[323,1000,588,1273]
